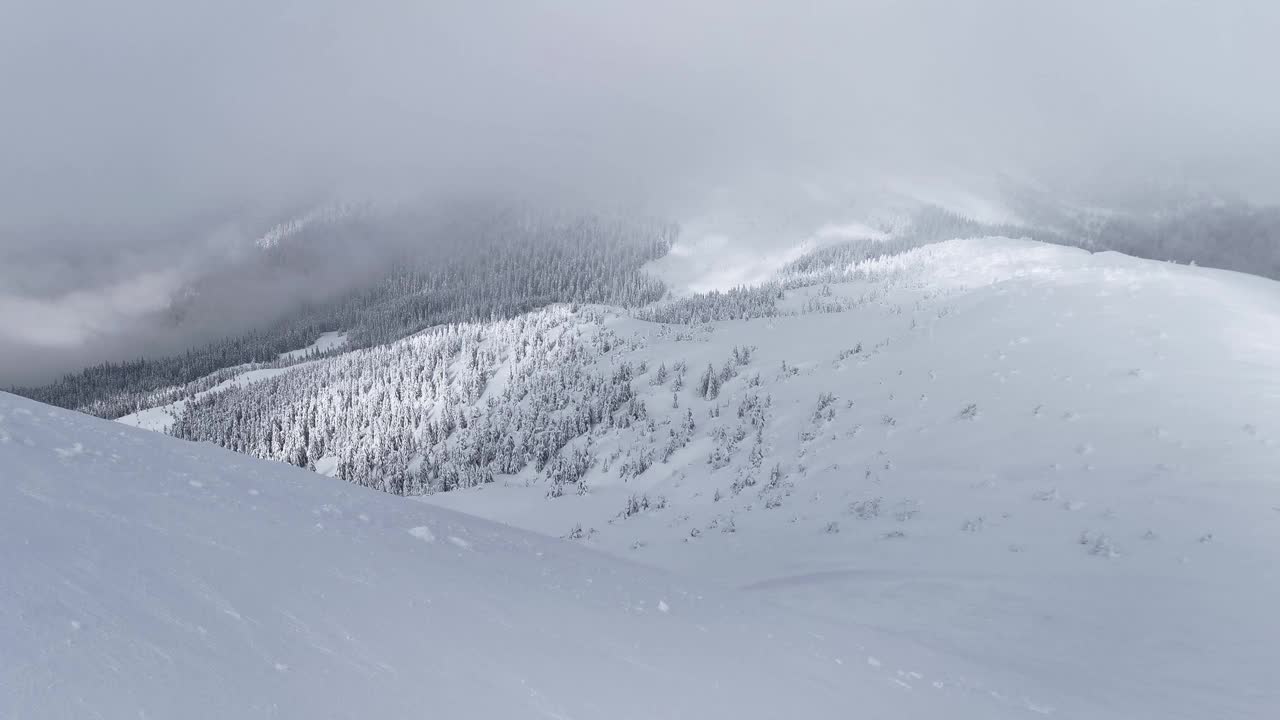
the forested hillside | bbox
[165,222,985,495]
[15,205,672,418]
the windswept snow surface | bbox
[0,391,1042,719]
[428,238,1280,719]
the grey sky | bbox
[5,0,1278,224]
[2,0,1279,384]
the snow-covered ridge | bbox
[0,390,1038,719]
[426,237,1280,719]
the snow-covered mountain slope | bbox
[0,390,1053,719]
[90,236,1280,717]
[421,238,1280,719]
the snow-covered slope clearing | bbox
[115,364,316,434]
[278,330,347,361]
[0,390,1045,719]
[116,328,346,433]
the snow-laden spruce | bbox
[1,390,1041,719]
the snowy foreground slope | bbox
[0,391,1050,719]
[422,238,1280,719]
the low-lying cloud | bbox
[3,0,1279,384]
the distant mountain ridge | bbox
[14,187,1280,421]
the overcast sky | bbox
[3,0,1279,384]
